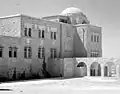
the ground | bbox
[0,77,120,94]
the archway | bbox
[90,62,101,76]
[104,62,116,77]
[77,62,87,77]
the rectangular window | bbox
[24,46,32,59]
[38,29,45,39]
[24,47,27,58]
[42,30,45,38]
[90,53,93,57]
[51,32,53,39]
[91,51,99,57]
[91,35,93,42]
[51,32,57,40]
[9,47,17,58]
[38,30,41,38]
[54,49,57,58]
[38,47,41,58]
[0,46,3,58]
[24,28,27,36]
[50,48,57,58]
[28,47,32,58]
[14,47,17,58]
[54,32,56,40]
[28,28,31,37]
[50,48,53,58]
[38,47,45,59]
[94,35,96,42]
[24,27,32,37]
[97,36,99,42]
[42,47,45,58]
[9,47,12,58]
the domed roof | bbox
[61,7,82,15]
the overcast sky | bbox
[0,0,119,58]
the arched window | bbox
[77,62,87,67]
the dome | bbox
[61,7,82,15]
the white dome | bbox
[61,7,82,15]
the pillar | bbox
[87,65,90,77]
[116,65,120,78]
[101,64,104,77]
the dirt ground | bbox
[0,77,120,94]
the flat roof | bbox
[0,14,21,19]
[42,14,68,19]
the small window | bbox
[50,48,57,58]
[0,46,3,58]
[50,48,53,58]
[51,32,57,40]
[14,47,17,58]
[24,47,27,58]
[28,47,32,58]
[24,46,32,59]
[38,47,45,59]
[42,47,45,58]
[91,35,93,42]
[82,20,86,24]
[28,28,32,37]
[9,47,17,58]
[24,28,27,36]
[54,32,56,40]
[90,53,92,57]
[42,30,45,38]
[97,36,99,42]
[9,47,12,58]
[38,47,41,58]
[94,35,96,42]
[38,30,41,38]
[54,49,57,58]
[51,32,53,39]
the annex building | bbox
[0,7,119,80]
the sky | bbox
[0,0,119,58]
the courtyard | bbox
[0,77,120,94]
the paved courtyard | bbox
[0,77,120,94]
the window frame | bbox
[24,27,32,37]
[0,46,3,58]
[50,48,57,59]
[38,47,45,59]
[51,32,57,40]
[9,46,18,58]
[24,46,32,59]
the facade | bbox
[0,7,103,80]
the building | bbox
[0,7,109,80]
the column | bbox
[87,65,90,77]
[101,64,104,77]
[116,65,120,78]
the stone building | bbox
[0,7,105,80]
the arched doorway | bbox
[90,62,101,76]
[104,62,116,77]
[77,62,87,77]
